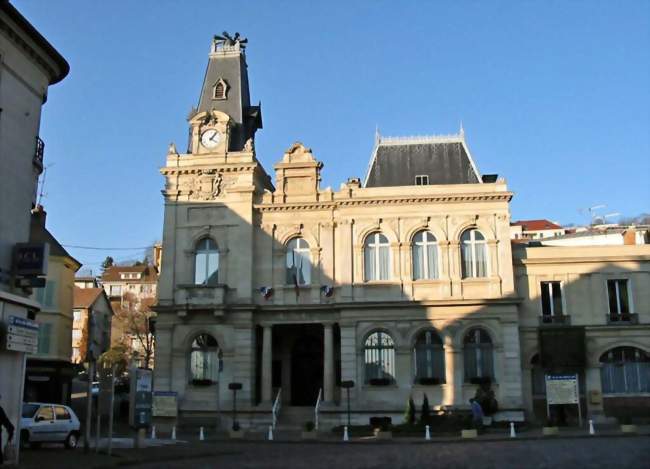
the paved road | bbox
[127,437,649,469]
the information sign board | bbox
[545,374,579,405]
[5,316,39,354]
[153,391,178,417]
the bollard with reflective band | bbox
[510,422,516,438]
[343,426,349,442]
[425,425,431,440]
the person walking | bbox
[0,394,15,465]
[469,398,484,432]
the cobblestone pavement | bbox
[127,436,649,469]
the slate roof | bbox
[511,219,562,231]
[364,133,481,187]
[73,287,102,309]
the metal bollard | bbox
[151,425,156,440]
[268,425,274,441]
[425,425,431,440]
[589,420,595,435]
[510,422,516,438]
[199,426,205,441]
[171,425,176,440]
[343,426,349,442]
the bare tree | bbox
[113,292,156,368]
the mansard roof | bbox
[364,131,482,187]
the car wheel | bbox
[20,430,30,449]
[65,432,79,450]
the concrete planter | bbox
[621,424,637,434]
[229,429,245,439]
[461,429,478,439]
[301,431,318,440]
[542,426,559,436]
[375,431,392,440]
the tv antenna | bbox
[578,204,605,225]
[36,163,55,207]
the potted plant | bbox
[229,421,245,439]
[301,421,317,440]
[620,416,637,434]
[542,417,559,436]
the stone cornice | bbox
[254,192,513,213]
[161,164,258,176]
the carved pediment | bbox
[281,142,317,164]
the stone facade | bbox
[153,36,650,429]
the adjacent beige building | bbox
[0,2,69,460]
[72,288,113,364]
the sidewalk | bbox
[16,425,650,468]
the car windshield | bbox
[22,404,40,418]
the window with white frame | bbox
[607,279,631,319]
[285,238,311,285]
[540,281,563,320]
[413,329,445,384]
[189,333,220,383]
[109,285,122,297]
[364,232,390,281]
[412,230,439,280]
[460,229,488,278]
[463,328,494,381]
[415,175,429,185]
[194,238,219,286]
[600,347,650,394]
[364,331,396,383]
[73,310,82,322]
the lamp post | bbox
[228,382,242,430]
[340,380,355,427]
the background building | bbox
[0,1,69,461]
[72,287,113,364]
[510,219,565,240]
[25,207,81,404]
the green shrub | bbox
[304,421,315,432]
[404,397,416,425]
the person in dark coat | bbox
[0,394,15,465]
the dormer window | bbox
[415,175,429,185]
[213,78,228,100]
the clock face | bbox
[201,129,222,149]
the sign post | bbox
[5,316,39,354]
[545,374,581,427]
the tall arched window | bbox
[414,329,445,384]
[286,238,311,285]
[412,231,439,280]
[189,333,220,384]
[460,229,488,278]
[194,238,219,285]
[600,347,650,394]
[364,331,395,384]
[463,328,494,381]
[364,232,390,281]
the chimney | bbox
[623,227,637,245]
[31,204,47,227]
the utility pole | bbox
[83,309,95,453]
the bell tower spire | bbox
[195,32,262,152]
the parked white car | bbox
[20,403,81,449]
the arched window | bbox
[412,231,439,280]
[189,333,220,383]
[286,238,311,285]
[194,238,219,286]
[213,78,227,99]
[413,329,445,384]
[364,232,390,281]
[463,328,494,381]
[460,229,488,278]
[600,347,650,394]
[364,331,395,384]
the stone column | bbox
[323,323,334,402]
[261,325,273,403]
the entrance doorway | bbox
[291,328,323,406]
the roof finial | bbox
[459,120,465,139]
[375,125,381,145]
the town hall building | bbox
[153,34,650,429]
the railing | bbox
[314,388,322,431]
[539,314,570,325]
[271,388,282,429]
[607,313,639,325]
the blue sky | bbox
[15,0,650,271]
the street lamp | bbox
[340,380,355,427]
[228,382,242,430]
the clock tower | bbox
[188,33,262,154]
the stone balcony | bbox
[175,284,227,311]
